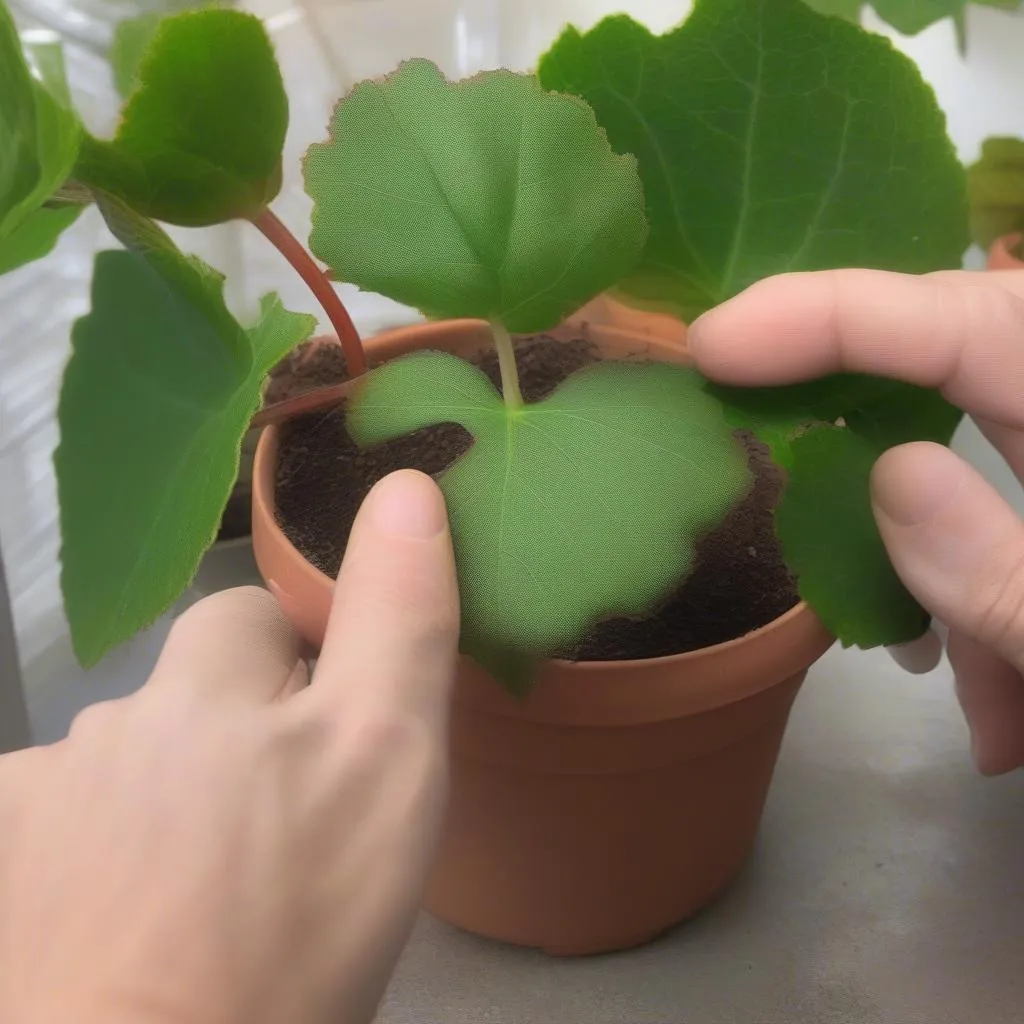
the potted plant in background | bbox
[1,0,968,954]
[803,0,1024,51]
[968,136,1024,269]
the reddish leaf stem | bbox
[251,381,351,428]
[252,208,367,377]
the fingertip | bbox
[688,272,834,384]
[361,469,449,542]
[869,442,963,527]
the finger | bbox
[298,470,460,726]
[146,586,303,705]
[947,630,1024,775]
[871,443,1024,677]
[688,269,1024,429]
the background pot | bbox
[987,232,1024,269]
[252,320,833,955]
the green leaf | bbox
[776,385,963,647]
[0,202,80,274]
[94,190,252,369]
[538,0,968,321]
[803,0,1022,41]
[708,374,895,466]
[56,246,315,666]
[776,426,930,646]
[967,136,1024,251]
[23,31,72,107]
[347,350,750,689]
[305,59,647,333]
[802,0,863,19]
[74,8,287,226]
[0,1,80,239]
[109,12,164,100]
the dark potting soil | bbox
[274,334,799,661]
[216,338,350,541]
[264,336,349,405]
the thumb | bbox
[872,442,1024,771]
[300,470,460,726]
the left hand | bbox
[0,469,460,1024]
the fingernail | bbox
[365,470,447,539]
[871,443,962,526]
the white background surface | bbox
[4,2,1024,1021]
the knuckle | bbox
[974,549,1024,663]
[67,698,123,741]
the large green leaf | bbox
[56,247,315,666]
[0,0,80,239]
[74,8,287,226]
[94,191,252,369]
[0,203,80,274]
[775,385,963,647]
[348,350,750,690]
[538,0,968,321]
[305,59,647,333]
[967,136,1024,251]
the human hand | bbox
[0,470,459,1024]
[689,268,1024,776]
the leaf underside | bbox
[74,8,288,226]
[305,59,648,333]
[57,242,315,666]
[0,203,81,274]
[720,373,963,647]
[348,351,751,689]
[538,0,969,321]
[0,1,80,257]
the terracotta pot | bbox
[570,293,687,346]
[987,233,1024,270]
[252,319,834,956]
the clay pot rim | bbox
[252,316,822,676]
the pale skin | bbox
[0,268,1022,1021]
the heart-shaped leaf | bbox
[74,9,287,226]
[305,59,647,333]
[968,136,1024,251]
[774,384,963,647]
[0,0,80,239]
[347,350,750,689]
[56,237,315,666]
[538,0,968,320]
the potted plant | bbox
[1,0,968,954]
[802,0,1023,51]
[968,136,1024,269]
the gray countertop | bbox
[24,541,1024,1023]
[380,643,1024,1024]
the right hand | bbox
[689,268,1024,776]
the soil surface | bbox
[275,334,799,661]
[216,338,349,541]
